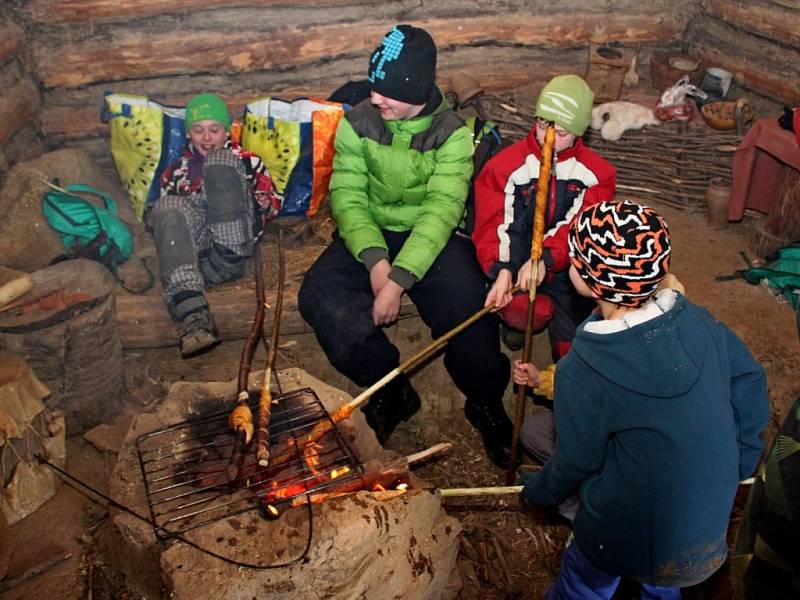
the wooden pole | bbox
[440,485,523,497]
[227,241,268,482]
[506,124,556,485]
[256,229,285,467]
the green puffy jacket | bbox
[330,92,474,284]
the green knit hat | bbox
[185,93,231,131]
[534,75,594,136]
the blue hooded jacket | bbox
[525,293,768,587]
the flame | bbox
[303,442,323,476]
[396,483,408,491]
[330,466,351,479]
[373,483,386,492]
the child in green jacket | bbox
[299,25,514,467]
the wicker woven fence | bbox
[479,93,743,211]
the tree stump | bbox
[750,166,800,257]
[0,259,124,434]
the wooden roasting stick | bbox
[286,443,452,507]
[227,242,269,482]
[256,229,285,467]
[265,287,519,469]
[440,486,523,497]
[506,124,556,485]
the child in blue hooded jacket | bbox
[517,200,769,599]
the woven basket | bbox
[701,101,752,130]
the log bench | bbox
[115,218,420,349]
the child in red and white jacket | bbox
[472,75,616,360]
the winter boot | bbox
[362,375,421,444]
[169,291,220,358]
[465,397,521,469]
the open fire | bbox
[135,386,412,538]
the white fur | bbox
[590,101,659,141]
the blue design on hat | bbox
[369,27,405,83]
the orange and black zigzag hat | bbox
[568,200,671,308]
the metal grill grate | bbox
[135,387,363,539]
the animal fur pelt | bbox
[590,101,659,141]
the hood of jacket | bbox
[571,294,705,398]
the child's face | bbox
[370,92,424,121]
[569,264,595,299]
[535,118,577,154]
[188,120,227,156]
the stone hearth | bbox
[106,368,462,599]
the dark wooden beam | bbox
[24,0,372,23]
[702,0,800,49]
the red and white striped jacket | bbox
[472,128,616,280]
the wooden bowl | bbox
[650,51,704,90]
[701,100,752,130]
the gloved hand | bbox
[519,471,539,505]
[778,106,796,133]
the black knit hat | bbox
[367,25,437,105]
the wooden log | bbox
[41,64,567,139]
[0,81,39,147]
[0,260,124,434]
[33,13,683,89]
[24,0,373,23]
[280,445,453,508]
[702,0,800,49]
[0,22,25,64]
[115,284,419,349]
[41,88,337,139]
[692,47,800,102]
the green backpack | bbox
[42,183,134,272]
[741,244,800,311]
[720,243,800,340]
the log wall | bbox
[0,9,43,175]
[6,0,694,170]
[4,1,800,178]
[686,0,800,104]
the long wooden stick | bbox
[506,124,556,485]
[264,288,519,467]
[256,229,285,467]
[440,485,523,497]
[227,242,268,482]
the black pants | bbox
[298,230,510,403]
